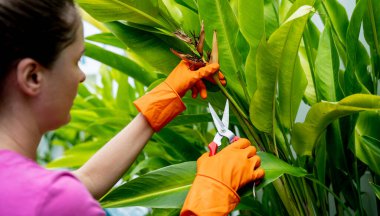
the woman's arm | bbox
[72,113,154,199]
[72,62,221,199]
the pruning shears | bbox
[208,99,239,156]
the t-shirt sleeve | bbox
[38,173,105,216]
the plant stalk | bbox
[287,176,306,215]
[213,74,248,119]
[306,176,352,215]
[354,155,364,215]
[273,178,300,216]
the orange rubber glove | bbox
[180,138,264,216]
[165,61,225,99]
[134,60,224,131]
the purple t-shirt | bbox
[0,150,105,216]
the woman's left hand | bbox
[165,60,225,99]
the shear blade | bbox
[222,100,229,128]
[208,103,225,132]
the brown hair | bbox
[0,0,80,81]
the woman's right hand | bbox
[180,138,264,216]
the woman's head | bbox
[0,0,86,131]
[0,0,80,81]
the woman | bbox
[0,0,264,215]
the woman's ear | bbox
[16,58,44,96]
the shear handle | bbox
[230,136,239,143]
[208,141,218,156]
[208,136,240,156]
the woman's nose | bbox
[79,69,86,83]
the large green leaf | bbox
[84,42,158,86]
[284,0,315,20]
[238,0,264,46]
[278,0,292,23]
[100,162,196,208]
[100,151,307,208]
[160,0,200,33]
[250,6,312,133]
[352,111,380,175]
[238,0,265,97]
[344,0,370,95]
[299,46,317,105]
[322,0,348,49]
[264,0,279,38]
[314,22,341,101]
[198,0,240,75]
[249,39,274,133]
[86,33,126,49]
[174,0,197,13]
[77,0,172,30]
[105,22,178,74]
[300,19,320,106]
[292,94,380,155]
[363,0,380,79]
[198,0,245,102]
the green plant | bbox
[47,0,380,215]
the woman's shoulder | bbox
[37,172,105,216]
[0,149,64,183]
[0,150,105,216]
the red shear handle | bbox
[208,142,218,156]
[208,137,240,156]
[231,136,239,143]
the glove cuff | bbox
[134,82,186,131]
[197,174,240,199]
[180,174,240,216]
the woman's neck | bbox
[0,106,42,160]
